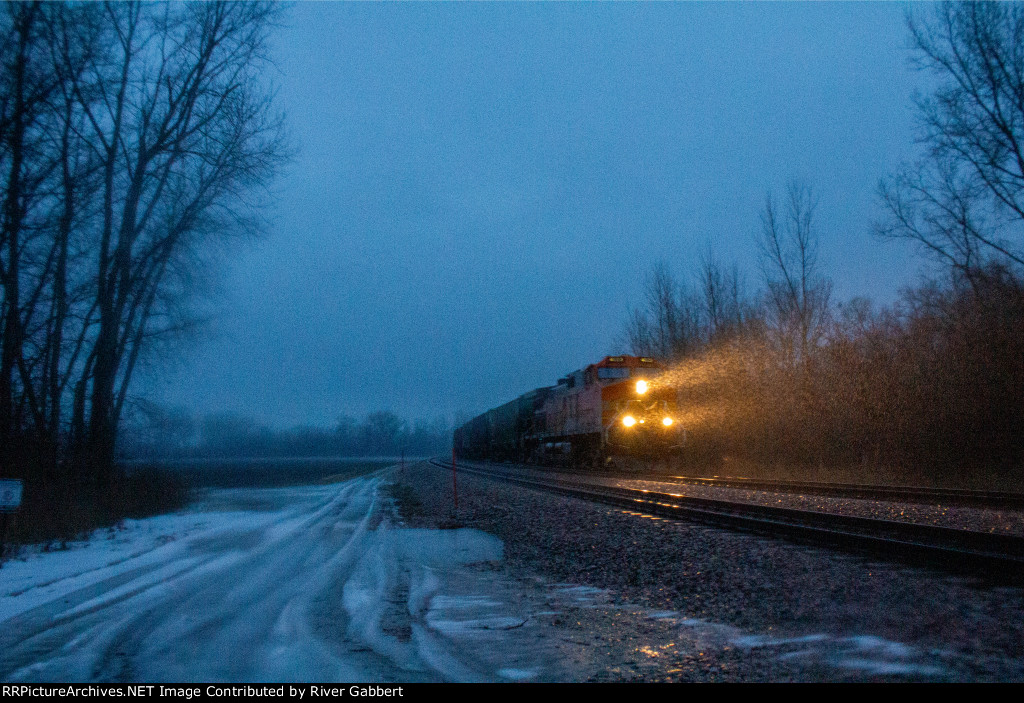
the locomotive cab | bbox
[594,356,684,457]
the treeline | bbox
[629,261,1024,484]
[120,406,453,460]
[625,4,1024,486]
[0,3,284,491]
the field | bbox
[123,456,408,488]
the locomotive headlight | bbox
[662,417,673,427]
[622,415,637,428]
[635,380,649,395]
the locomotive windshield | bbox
[598,366,657,379]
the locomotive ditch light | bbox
[662,417,673,427]
[622,415,637,427]
[635,380,649,395]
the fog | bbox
[138,3,923,427]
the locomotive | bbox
[453,355,684,468]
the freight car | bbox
[453,355,684,468]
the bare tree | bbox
[758,181,832,364]
[0,2,287,489]
[879,2,1024,273]
[622,262,701,361]
[699,250,748,345]
[63,2,287,480]
[0,2,64,471]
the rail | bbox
[429,458,1024,583]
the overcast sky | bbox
[142,2,929,428]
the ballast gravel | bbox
[387,460,1024,682]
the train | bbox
[453,355,684,468]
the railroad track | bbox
[659,475,1024,509]
[429,458,1024,583]
[479,462,1024,508]
[443,459,1024,509]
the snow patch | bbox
[498,667,539,680]
[733,630,943,677]
[646,609,680,620]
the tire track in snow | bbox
[1,478,395,681]
[2,475,552,683]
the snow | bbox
[0,477,550,682]
[669,616,944,677]
[1,506,290,625]
[0,472,952,682]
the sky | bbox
[142,2,929,428]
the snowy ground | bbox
[0,469,978,682]
[0,475,559,682]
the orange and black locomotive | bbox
[453,355,683,467]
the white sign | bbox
[0,479,22,511]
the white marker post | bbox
[0,479,23,568]
[451,445,458,510]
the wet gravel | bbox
[388,460,1024,682]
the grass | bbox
[3,457,394,553]
[382,481,424,520]
[7,467,192,550]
